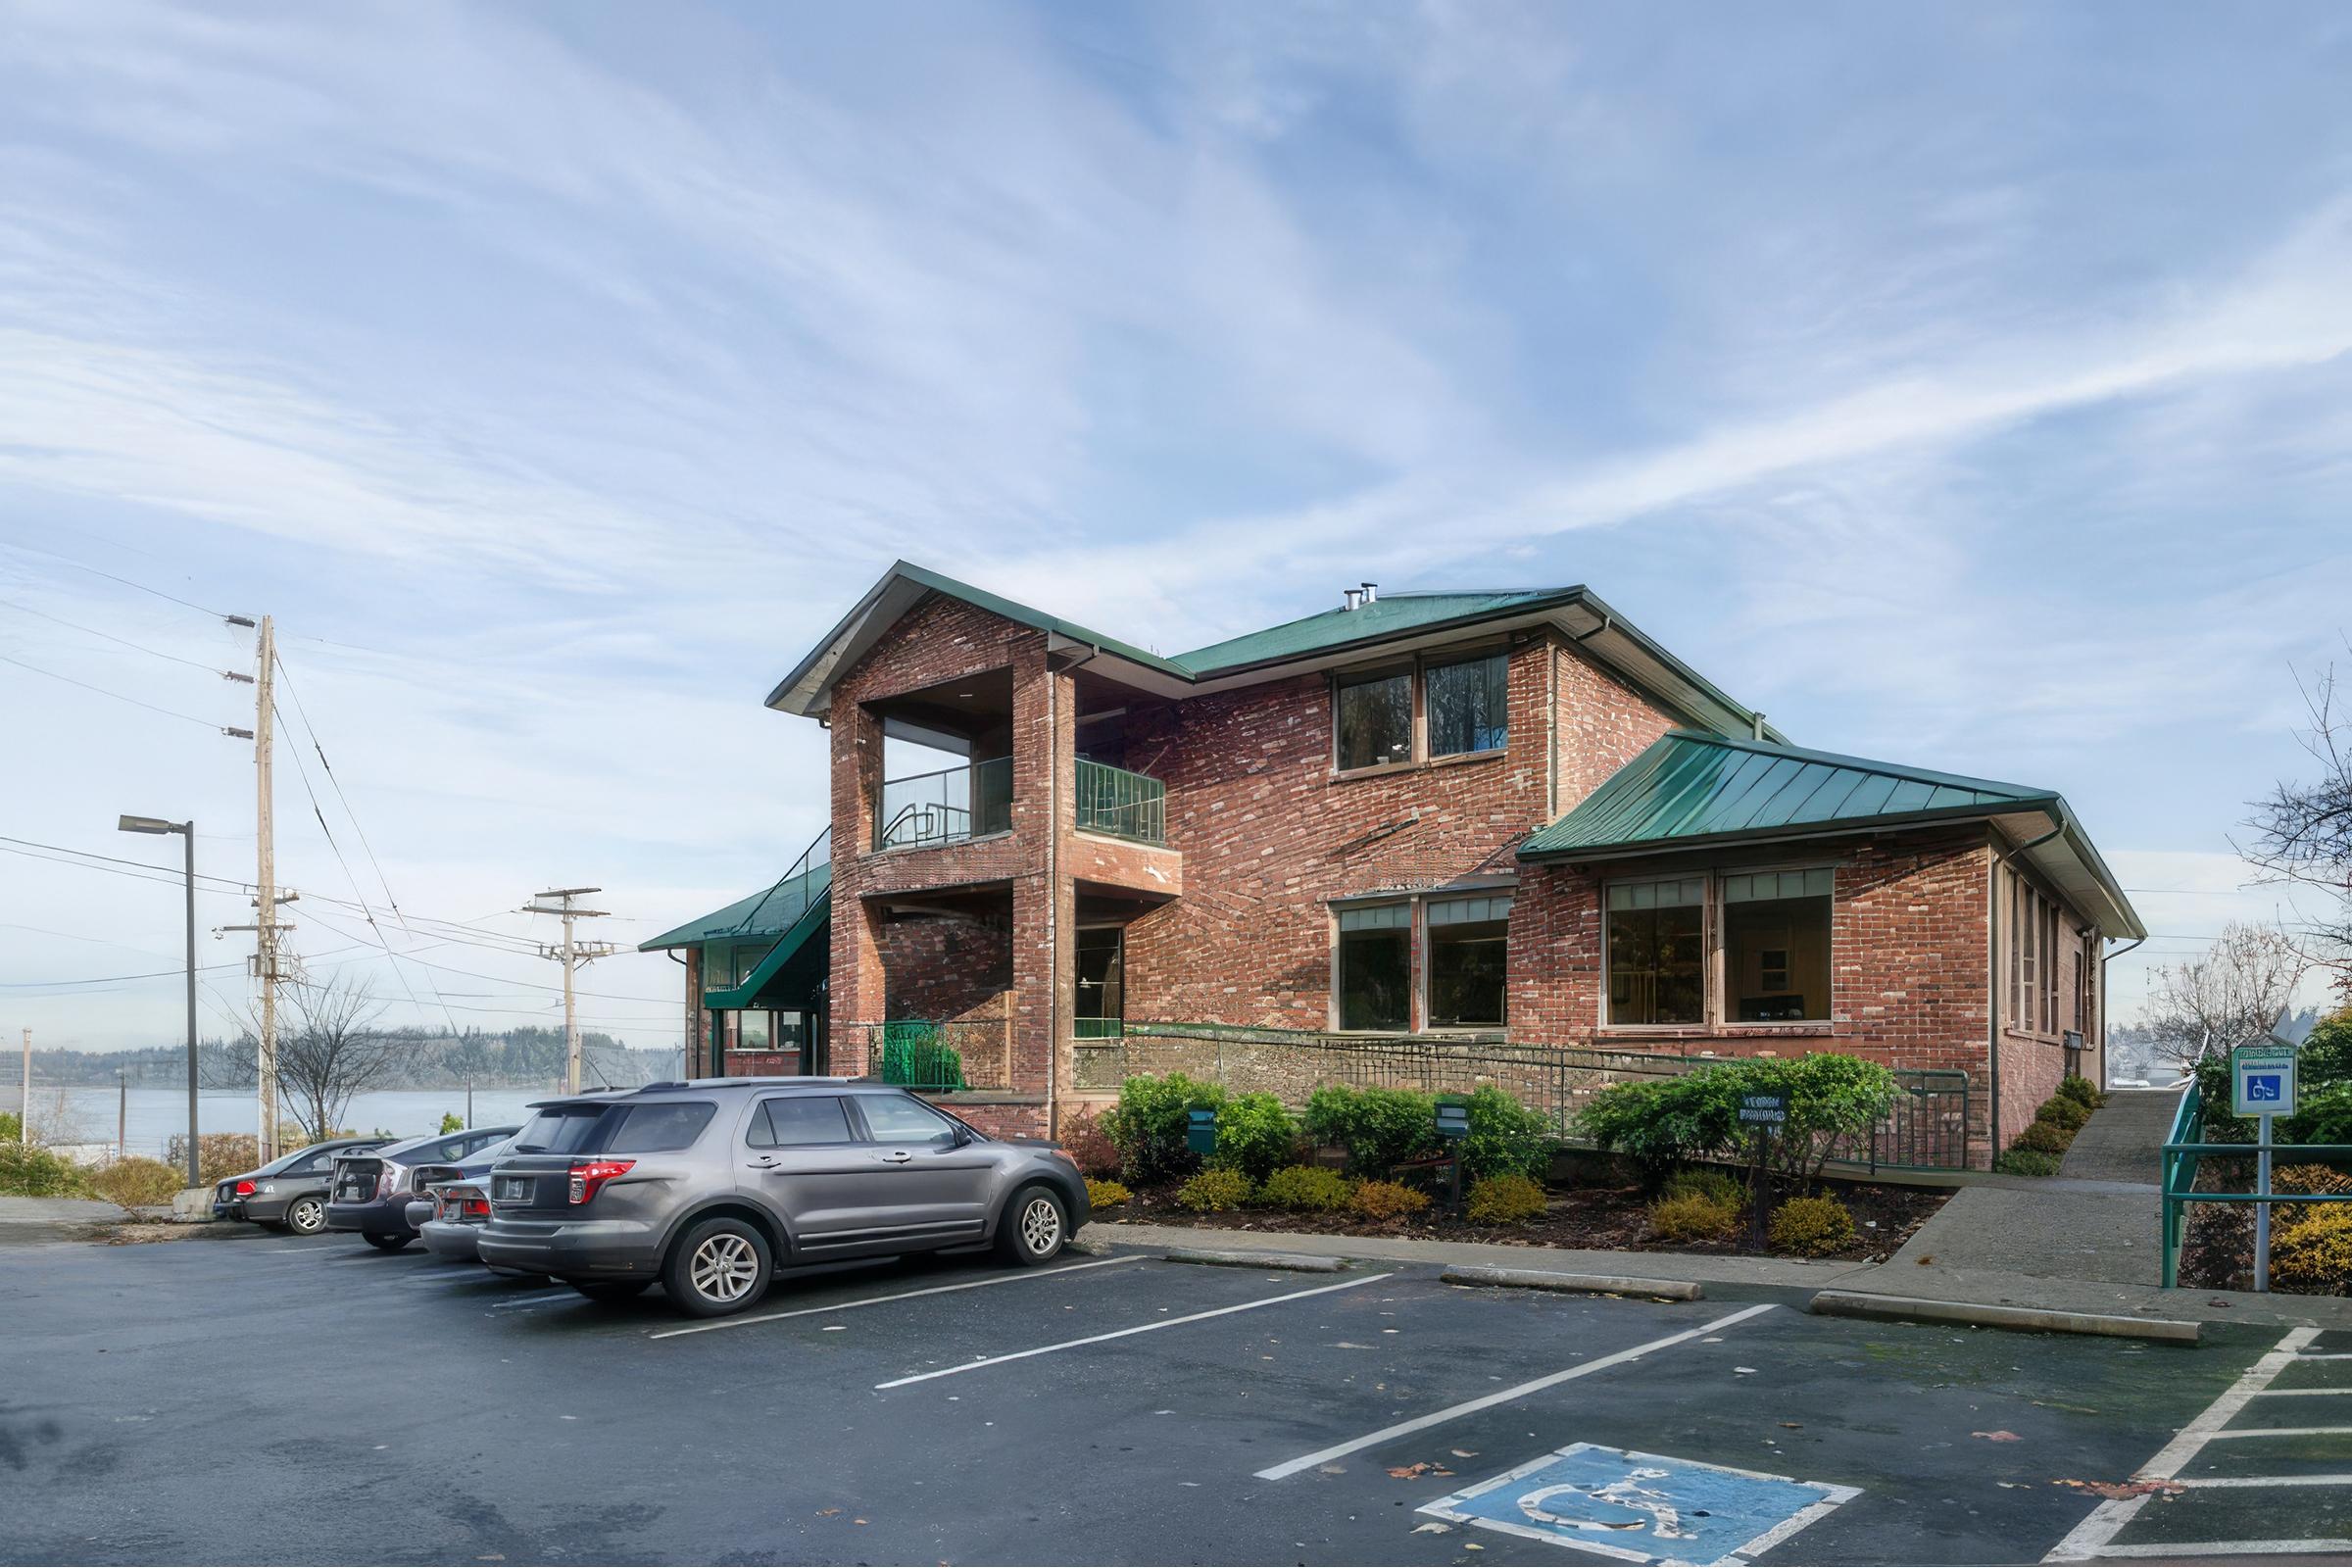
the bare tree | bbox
[2138,921,2307,1071]
[275,977,404,1142]
[2239,650,2352,995]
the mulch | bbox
[1098,1175,1948,1263]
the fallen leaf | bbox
[1972,1431,2022,1443]
[2209,1298,2233,1308]
[2054,1478,2184,1500]
[1411,1522,1451,1536]
[1318,1464,1347,1476]
[1915,1254,1936,1266]
[1450,1448,1479,1458]
[1780,1422,1803,1430]
[854,1519,868,1527]
[1387,1462,1433,1479]
[1734,1366,1758,1375]
[1465,1544,1484,1551]
[816,1509,840,1518]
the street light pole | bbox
[121,814,200,1188]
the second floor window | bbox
[1427,653,1508,759]
[1336,670,1412,770]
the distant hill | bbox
[29,1025,682,1091]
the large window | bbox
[1722,868,1833,1022]
[1335,671,1412,771]
[2008,871,2064,1035]
[1427,894,1510,1027]
[1605,877,1706,1025]
[1336,902,1412,1030]
[1427,654,1508,760]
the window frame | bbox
[2003,864,2071,1040]
[1597,862,1838,1033]
[1329,641,1513,778]
[1331,899,1416,1032]
[746,1094,858,1150]
[1421,891,1513,1030]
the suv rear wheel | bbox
[998,1184,1067,1266]
[663,1216,772,1318]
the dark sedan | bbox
[211,1137,395,1235]
[325,1126,518,1251]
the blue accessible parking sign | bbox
[1418,1444,1859,1564]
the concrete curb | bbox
[1161,1247,1349,1273]
[1808,1289,2202,1344]
[1441,1264,1703,1301]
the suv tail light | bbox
[567,1160,635,1204]
[234,1179,256,1197]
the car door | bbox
[739,1095,885,1258]
[845,1092,998,1250]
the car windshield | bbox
[510,1105,612,1154]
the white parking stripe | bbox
[2296,1352,2352,1360]
[1253,1301,1777,1481]
[875,1270,1392,1390]
[2204,1425,2352,1441]
[2071,1540,2352,1559]
[649,1253,1144,1341]
[2251,1388,2352,1396]
[2173,1475,2352,1488]
[2043,1326,2325,1564]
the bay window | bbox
[1605,876,1706,1025]
[1336,902,1412,1030]
[1427,894,1511,1028]
[1722,868,1833,1022]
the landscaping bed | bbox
[1096,1173,1946,1263]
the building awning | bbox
[701,887,830,1010]
[639,858,831,953]
[1519,730,2144,940]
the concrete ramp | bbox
[2060,1086,2180,1184]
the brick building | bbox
[642,563,2141,1166]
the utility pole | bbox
[526,888,613,1094]
[221,614,291,1162]
[17,1026,27,1145]
[117,1069,126,1160]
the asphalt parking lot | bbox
[4,1228,2347,1566]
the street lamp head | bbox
[118,814,180,835]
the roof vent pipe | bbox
[1344,588,1362,611]
[1752,711,1767,741]
[1360,581,1378,604]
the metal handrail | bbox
[1074,758,1166,845]
[2158,1074,2350,1287]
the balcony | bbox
[1074,758,1166,846]
[875,757,1012,851]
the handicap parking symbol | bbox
[2245,1074,2282,1102]
[1418,1443,1858,1565]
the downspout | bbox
[1989,817,2067,1160]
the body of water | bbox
[8,1085,562,1160]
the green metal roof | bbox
[1171,589,1577,675]
[638,861,832,951]
[701,885,830,1010]
[1520,731,2058,858]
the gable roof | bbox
[1520,730,2143,939]
[766,562,1782,744]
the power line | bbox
[0,652,224,729]
[0,537,231,619]
[0,597,229,674]
[301,907,677,1004]
[0,837,254,895]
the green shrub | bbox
[1768,1195,1856,1256]
[1058,1107,1122,1178]
[1104,1074,1226,1186]
[1456,1085,1553,1183]
[1256,1164,1354,1212]
[1213,1093,1298,1184]
[1302,1084,1440,1177]
[86,1156,184,1207]
[1085,1178,1131,1208]
[1993,1148,2063,1177]
[0,1111,19,1142]
[1580,1054,1897,1185]
[2012,1119,2075,1156]
[1465,1173,1548,1225]
[1661,1168,1748,1211]
[2036,1096,2091,1132]
[0,1142,90,1199]
[438,1112,465,1134]
[2272,1205,2352,1294]
[2057,1074,2104,1109]
[167,1133,266,1187]
[1350,1179,1431,1219]
[1174,1166,1252,1212]
[2286,1082,2352,1150]
[1647,1193,1740,1242]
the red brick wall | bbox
[1992,857,2105,1147]
[1509,830,2001,1160]
[876,911,1011,1022]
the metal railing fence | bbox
[875,759,1013,851]
[1074,759,1166,845]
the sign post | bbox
[2231,1042,2298,1294]
[1738,1090,1789,1250]
[1434,1102,1471,1215]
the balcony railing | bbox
[875,758,1012,851]
[1074,758,1166,845]
[850,1020,1010,1092]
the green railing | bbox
[875,758,1013,851]
[1073,1016,1125,1039]
[849,1020,1009,1092]
[2159,1079,2352,1288]
[1074,759,1165,845]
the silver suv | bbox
[475,1079,1092,1317]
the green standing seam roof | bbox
[1519,731,2058,859]
[700,884,830,1010]
[1170,588,1578,675]
[637,861,832,951]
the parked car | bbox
[325,1126,519,1251]
[477,1079,1090,1318]
[211,1136,395,1235]
[410,1137,525,1266]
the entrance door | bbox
[1075,926,1124,1037]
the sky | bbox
[2,0,2348,1054]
